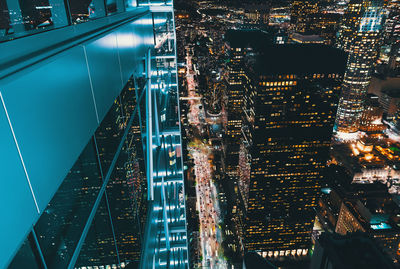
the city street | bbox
[186,48,227,269]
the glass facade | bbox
[139,1,189,268]
[34,138,102,268]
[1,0,188,268]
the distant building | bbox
[368,77,400,120]
[291,0,320,33]
[224,29,273,253]
[244,5,269,25]
[308,12,342,45]
[381,0,400,75]
[380,89,400,120]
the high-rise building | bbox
[291,0,320,33]
[335,0,386,134]
[224,30,273,184]
[224,31,248,184]
[1,1,188,268]
[224,30,272,248]
[241,45,346,260]
[381,1,400,75]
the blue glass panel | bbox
[0,96,39,269]
[84,32,122,122]
[116,25,136,85]
[75,194,119,268]
[95,96,125,176]
[125,0,137,10]
[8,233,43,269]
[106,114,147,265]
[0,45,98,211]
[34,138,102,268]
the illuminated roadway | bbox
[185,48,227,268]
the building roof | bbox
[243,252,277,269]
[315,232,395,269]
[224,29,273,49]
[291,33,325,43]
[382,88,400,98]
[252,44,347,75]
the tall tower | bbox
[335,0,385,134]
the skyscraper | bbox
[224,29,274,188]
[1,1,188,268]
[335,0,385,134]
[241,45,346,260]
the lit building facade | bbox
[335,0,385,133]
[1,1,188,268]
[242,45,346,259]
[224,35,247,183]
[291,0,320,33]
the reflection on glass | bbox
[106,0,117,15]
[106,114,147,265]
[125,0,137,10]
[75,195,119,268]
[68,0,106,24]
[19,0,53,29]
[8,233,43,269]
[120,78,136,127]
[0,0,68,42]
[0,0,11,36]
[34,138,102,268]
[95,96,125,176]
[137,0,172,6]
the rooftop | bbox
[243,252,277,269]
[224,29,273,49]
[291,33,325,43]
[315,232,395,269]
[253,44,347,75]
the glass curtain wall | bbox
[6,0,188,268]
[139,1,189,268]
[8,74,149,269]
